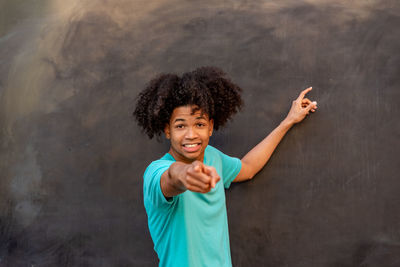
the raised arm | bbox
[234,87,317,182]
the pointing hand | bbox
[285,87,317,124]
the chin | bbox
[183,154,201,162]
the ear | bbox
[164,124,171,139]
[209,119,214,137]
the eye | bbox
[196,123,205,127]
[176,124,185,129]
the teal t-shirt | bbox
[143,145,242,267]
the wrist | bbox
[169,162,188,190]
[280,117,295,129]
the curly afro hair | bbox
[133,66,243,139]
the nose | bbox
[185,126,198,139]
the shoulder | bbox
[204,145,230,168]
[205,145,234,162]
[144,154,175,179]
[206,145,239,165]
[205,145,223,157]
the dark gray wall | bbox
[1,0,399,266]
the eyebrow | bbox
[173,116,207,123]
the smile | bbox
[182,143,201,152]
[183,144,199,147]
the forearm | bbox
[236,87,317,182]
[242,118,294,178]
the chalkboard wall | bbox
[1,0,399,266]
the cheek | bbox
[203,130,212,140]
[170,131,183,143]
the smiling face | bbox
[164,105,214,163]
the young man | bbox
[133,66,317,267]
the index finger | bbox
[296,87,312,101]
[204,166,221,188]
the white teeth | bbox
[185,144,197,147]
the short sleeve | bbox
[143,159,175,208]
[220,152,242,189]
